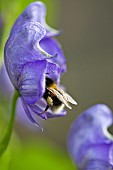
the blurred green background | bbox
[0,0,113,169]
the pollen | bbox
[47,96,53,106]
[49,82,57,89]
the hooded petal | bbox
[10,1,59,37]
[40,37,67,73]
[4,21,54,88]
[67,104,113,169]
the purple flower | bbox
[4,2,77,129]
[67,104,113,170]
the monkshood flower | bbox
[67,104,113,170]
[4,2,77,129]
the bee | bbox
[42,77,77,114]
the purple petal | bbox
[40,37,67,73]
[21,97,43,130]
[19,60,46,104]
[46,61,62,84]
[29,102,47,120]
[67,104,113,169]
[10,2,59,37]
[28,98,67,119]
[4,21,53,88]
[15,98,44,130]
[45,109,67,118]
[84,159,113,170]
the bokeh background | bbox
[0,0,113,169]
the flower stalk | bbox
[0,90,19,157]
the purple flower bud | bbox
[67,104,113,169]
[4,2,77,129]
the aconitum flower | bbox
[67,104,113,169]
[4,2,77,128]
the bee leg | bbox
[41,105,49,114]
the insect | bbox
[43,77,77,114]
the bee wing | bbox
[55,86,77,105]
[47,87,72,109]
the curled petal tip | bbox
[41,127,43,132]
[10,1,59,37]
[34,123,43,131]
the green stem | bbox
[0,90,19,157]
